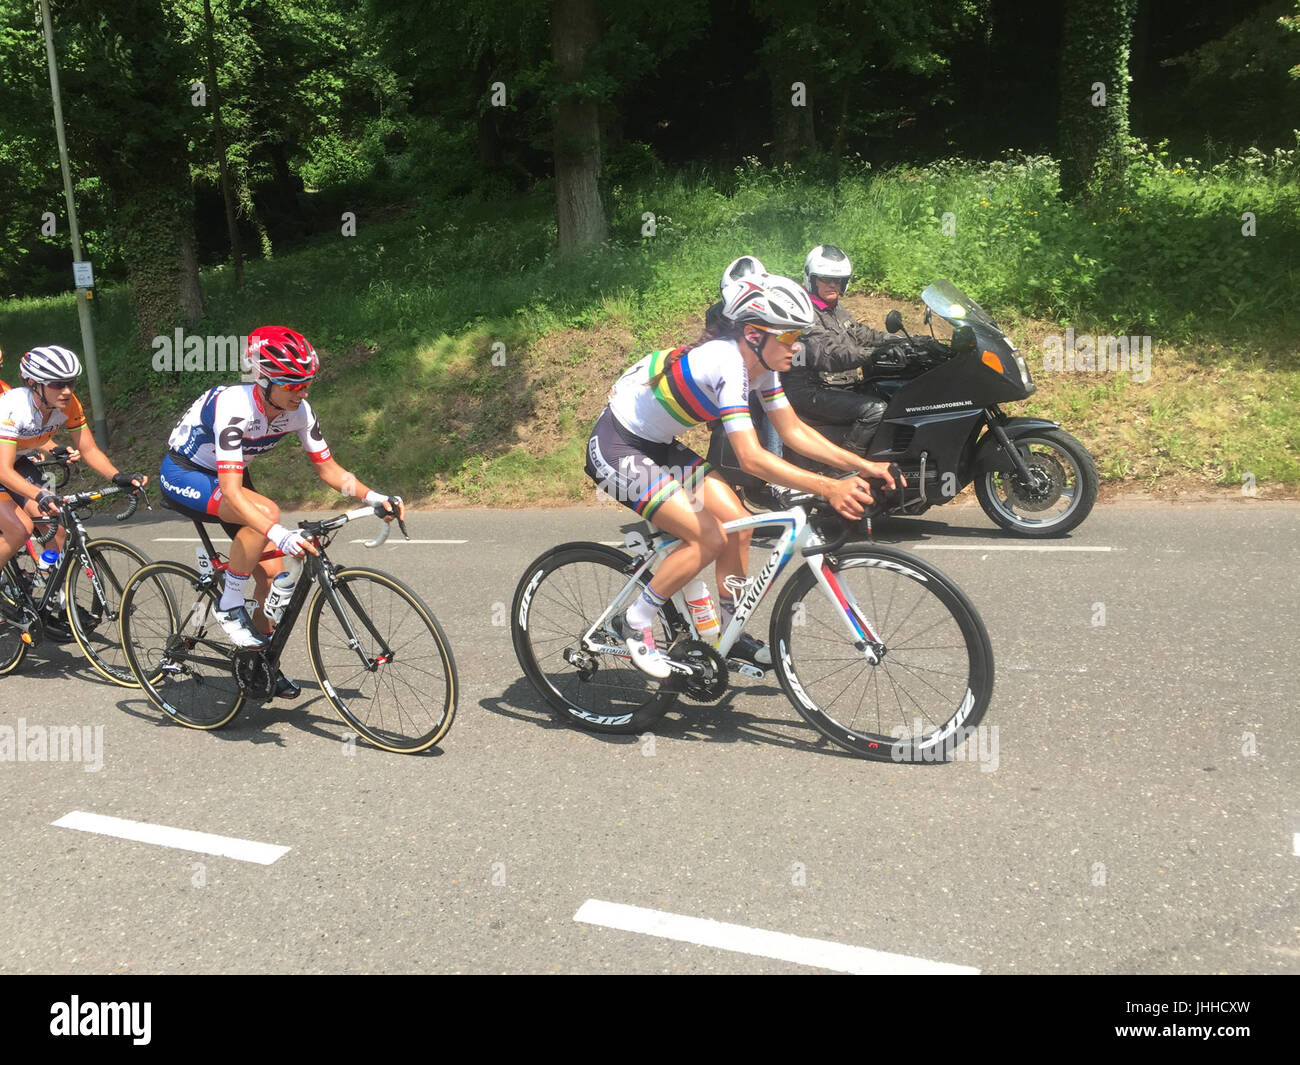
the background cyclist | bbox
[0,345,146,634]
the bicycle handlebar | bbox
[298,495,409,548]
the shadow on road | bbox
[480,675,862,761]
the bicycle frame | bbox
[6,497,121,628]
[581,506,885,668]
[183,511,398,674]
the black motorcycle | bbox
[709,279,1098,537]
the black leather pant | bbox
[789,385,888,457]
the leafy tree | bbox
[1058,0,1139,199]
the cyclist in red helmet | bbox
[159,326,403,696]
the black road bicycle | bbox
[118,501,457,754]
[511,482,994,761]
[0,481,151,682]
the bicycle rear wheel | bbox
[770,546,994,760]
[306,567,457,753]
[65,537,152,686]
[119,561,245,729]
[511,543,679,735]
[0,564,30,675]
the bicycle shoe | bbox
[611,611,673,680]
[271,671,301,700]
[730,632,772,667]
[213,602,270,649]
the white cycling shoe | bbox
[213,602,269,650]
[612,612,673,679]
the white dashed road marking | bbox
[347,539,468,545]
[53,811,290,865]
[1293,833,1299,857]
[911,544,1113,552]
[574,899,979,974]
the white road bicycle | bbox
[511,484,994,760]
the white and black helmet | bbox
[20,344,82,384]
[803,244,852,295]
[721,272,815,331]
[720,255,767,295]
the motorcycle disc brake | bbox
[1008,451,1066,511]
[671,639,729,704]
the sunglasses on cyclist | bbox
[44,379,77,390]
[268,377,313,393]
[754,326,804,346]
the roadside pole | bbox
[39,0,109,446]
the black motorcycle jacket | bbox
[785,299,899,405]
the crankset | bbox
[667,639,729,704]
[232,650,277,700]
[1008,451,1066,511]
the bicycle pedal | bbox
[726,659,765,680]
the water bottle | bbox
[32,549,58,599]
[263,558,302,625]
[684,579,720,644]
[195,545,213,581]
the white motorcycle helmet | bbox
[803,244,852,297]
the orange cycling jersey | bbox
[0,387,86,452]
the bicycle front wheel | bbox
[511,543,679,735]
[0,564,30,675]
[306,567,457,753]
[119,561,245,729]
[65,537,152,686]
[770,546,994,761]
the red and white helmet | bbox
[721,273,814,331]
[247,326,319,383]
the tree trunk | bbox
[770,63,816,164]
[476,47,503,174]
[550,0,607,258]
[1058,0,1138,200]
[119,192,205,349]
[831,79,850,183]
[202,0,243,285]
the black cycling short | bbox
[585,408,713,521]
[0,456,50,501]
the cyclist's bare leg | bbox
[217,491,285,633]
[695,472,752,599]
[638,489,728,602]
[0,496,33,569]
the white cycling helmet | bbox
[803,244,852,295]
[21,344,82,384]
[721,272,815,331]
[720,255,766,294]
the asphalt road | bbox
[1,498,1296,974]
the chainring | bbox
[670,639,729,704]
[233,651,276,700]
[1006,450,1067,512]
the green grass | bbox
[2,149,1297,503]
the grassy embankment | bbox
[1,150,1296,506]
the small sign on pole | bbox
[72,260,93,288]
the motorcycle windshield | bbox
[922,280,1000,332]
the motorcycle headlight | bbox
[1012,350,1034,393]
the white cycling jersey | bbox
[606,338,789,444]
[167,384,331,473]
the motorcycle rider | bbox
[782,245,903,457]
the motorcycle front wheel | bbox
[975,428,1098,537]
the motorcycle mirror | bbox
[884,310,903,334]
[923,307,932,325]
[951,325,977,351]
